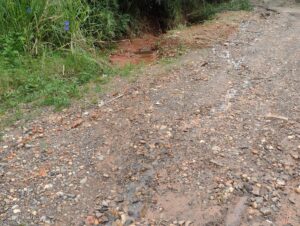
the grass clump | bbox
[0,51,105,112]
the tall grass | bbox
[0,0,90,54]
[0,0,130,54]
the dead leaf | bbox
[71,119,84,129]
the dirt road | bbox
[0,2,299,226]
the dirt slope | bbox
[0,3,300,226]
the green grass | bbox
[0,51,107,113]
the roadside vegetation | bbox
[0,0,252,115]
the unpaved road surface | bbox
[1,2,300,226]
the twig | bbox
[98,94,125,108]
[265,113,289,121]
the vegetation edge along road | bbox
[0,0,252,127]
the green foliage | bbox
[0,51,103,111]
[0,0,130,53]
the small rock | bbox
[56,191,64,197]
[99,215,109,223]
[97,154,104,161]
[291,152,299,159]
[260,207,272,216]
[252,186,260,196]
[255,197,264,204]
[13,209,21,214]
[11,205,19,209]
[101,200,109,207]
[185,221,193,226]
[178,220,185,225]
[115,195,124,203]
[212,146,221,152]
[252,202,258,209]
[80,177,87,184]
[44,184,53,190]
[288,195,297,204]
[121,214,134,225]
[40,215,51,224]
[295,186,300,194]
[276,179,286,187]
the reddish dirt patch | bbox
[110,34,159,67]
[110,11,250,67]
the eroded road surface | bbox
[1,2,299,226]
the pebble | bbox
[291,152,299,159]
[56,191,64,197]
[252,186,260,196]
[97,154,104,161]
[13,209,21,214]
[185,221,193,226]
[44,184,53,190]
[252,202,258,209]
[276,179,286,187]
[80,177,87,184]
[212,146,221,152]
[295,186,300,194]
[260,207,271,216]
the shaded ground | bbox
[110,11,248,67]
[1,2,300,226]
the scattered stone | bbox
[185,221,193,226]
[212,146,221,152]
[97,154,104,161]
[44,184,53,190]
[178,221,185,225]
[252,202,258,209]
[295,186,300,194]
[260,207,272,216]
[251,186,260,196]
[115,195,124,203]
[13,209,21,214]
[276,179,286,187]
[288,195,297,204]
[80,177,87,184]
[121,214,134,225]
[291,152,299,160]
